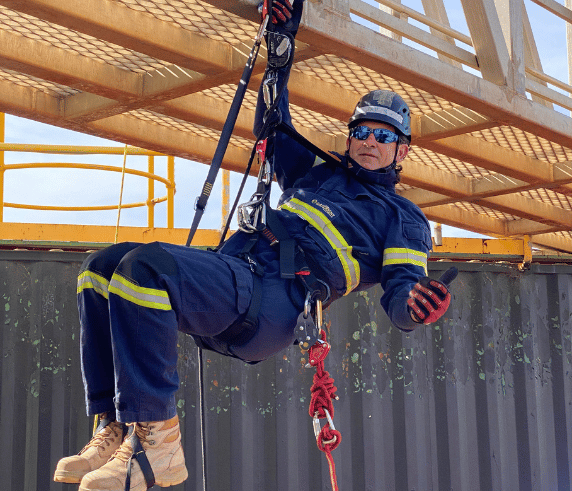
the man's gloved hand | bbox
[407,267,458,325]
[260,0,303,34]
[271,0,293,25]
[260,0,304,68]
[258,0,304,37]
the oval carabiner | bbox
[303,291,312,318]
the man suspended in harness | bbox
[53,1,456,489]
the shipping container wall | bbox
[0,251,571,491]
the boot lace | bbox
[79,421,122,454]
[110,423,151,463]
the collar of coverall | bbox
[340,152,398,188]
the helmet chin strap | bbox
[387,145,400,171]
[347,138,400,173]
[345,152,397,172]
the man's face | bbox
[346,121,409,171]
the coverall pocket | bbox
[402,220,432,250]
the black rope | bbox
[185,15,269,247]
[198,346,207,491]
[186,9,275,491]
[215,31,297,250]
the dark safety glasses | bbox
[349,125,399,144]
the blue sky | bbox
[1,0,567,238]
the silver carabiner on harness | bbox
[262,70,278,109]
[237,193,269,233]
[237,153,273,233]
[313,409,336,440]
[303,293,323,333]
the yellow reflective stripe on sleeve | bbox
[77,270,110,299]
[280,197,360,295]
[108,273,172,311]
[382,248,428,275]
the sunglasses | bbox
[349,125,399,144]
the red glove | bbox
[271,0,293,24]
[407,267,457,324]
[260,0,303,31]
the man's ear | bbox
[346,136,351,151]
[396,143,409,163]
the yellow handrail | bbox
[0,139,176,229]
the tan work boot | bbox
[79,414,188,491]
[54,414,126,483]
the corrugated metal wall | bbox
[1,251,571,491]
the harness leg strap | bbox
[125,430,156,491]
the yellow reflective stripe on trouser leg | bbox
[77,270,110,299]
[108,273,172,311]
[382,248,428,275]
[280,197,360,295]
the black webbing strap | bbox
[185,16,268,248]
[94,414,114,434]
[294,248,331,304]
[276,121,341,166]
[125,429,156,491]
[94,414,128,440]
[265,208,296,279]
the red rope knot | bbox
[307,329,341,491]
[308,368,337,419]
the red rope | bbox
[308,330,341,491]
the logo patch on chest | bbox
[312,199,335,218]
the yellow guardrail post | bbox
[167,156,175,229]
[518,235,533,271]
[148,156,155,229]
[221,169,230,240]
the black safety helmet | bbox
[348,90,411,142]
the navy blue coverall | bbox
[77,75,432,424]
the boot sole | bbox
[53,470,84,483]
[155,464,189,487]
[78,465,189,491]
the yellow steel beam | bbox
[413,107,496,141]
[421,203,509,236]
[87,113,253,172]
[64,43,323,123]
[295,1,572,149]
[421,133,553,184]
[432,237,527,255]
[528,231,572,253]
[0,0,248,75]
[0,78,63,124]
[0,28,141,101]
[400,159,572,223]
[399,178,572,230]
[0,222,222,246]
